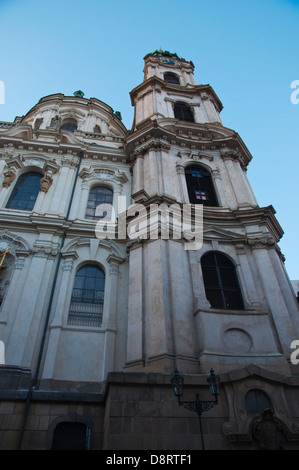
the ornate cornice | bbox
[79,167,129,186]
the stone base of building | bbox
[1,366,299,450]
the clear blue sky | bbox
[0,0,298,280]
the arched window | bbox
[85,186,113,221]
[185,164,218,206]
[245,390,273,415]
[174,102,194,122]
[201,252,244,310]
[60,119,77,132]
[164,72,180,85]
[52,422,91,450]
[67,264,105,327]
[93,124,101,134]
[6,172,42,211]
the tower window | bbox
[60,119,77,132]
[174,102,194,122]
[6,172,42,211]
[185,164,218,206]
[201,252,244,310]
[85,186,113,221]
[67,265,105,327]
[164,72,180,85]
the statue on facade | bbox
[252,409,286,450]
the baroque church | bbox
[0,50,299,450]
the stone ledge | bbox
[0,388,104,403]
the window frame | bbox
[245,389,273,415]
[60,118,78,133]
[5,171,42,211]
[164,72,180,85]
[201,251,245,310]
[185,164,218,207]
[174,102,194,122]
[67,264,106,327]
[85,185,114,221]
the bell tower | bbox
[131,49,223,130]
[124,50,299,377]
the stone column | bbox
[222,152,256,208]
[235,244,264,310]
[132,155,144,195]
[176,164,189,204]
[5,252,54,368]
[211,168,227,207]
[77,180,90,219]
[250,240,296,357]
[41,253,77,380]
[125,244,144,368]
[48,159,76,216]
[144,149,159,196]
[102,254,123,381]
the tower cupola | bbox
[130,50,223,129]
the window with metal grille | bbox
[174,102,194,122]
[6,172,42,211]
[85,186,113,221]
[201,252,244,310]
[51,422,91,450]
[67,265,105,327]
[164,72,180,85]
[245,390,273,415]
[185,164,218,206]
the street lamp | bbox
[171,368,220,450]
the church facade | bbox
[0,50,298,450]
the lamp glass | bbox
[207,368,220,397]
[171,370,184,397]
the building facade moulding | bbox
[61,237,127,263]
[220,365,299,447]
[0,230,31,258]
[78,167,129,191]
[4,153,60,175]
[220,147,251,170]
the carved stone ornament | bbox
[2,170,16,188]
[40,175,53,193]
[251,409,286,450]
[49,115,61,131]
[79,167,128,187]
[247,234,275,249]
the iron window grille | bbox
[67,265,105,327]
